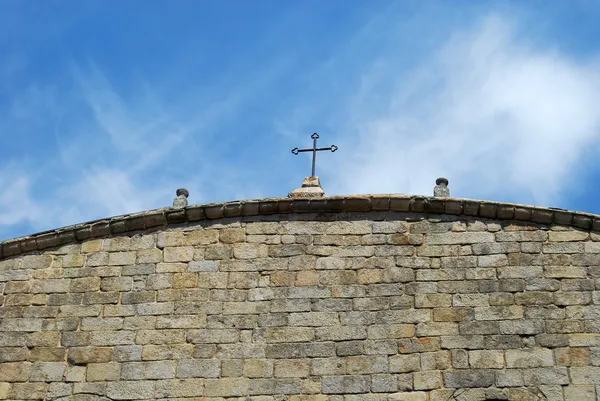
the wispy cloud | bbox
[2,3,600,241]
[0,166,44,227]
[300,15,600,207]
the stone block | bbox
[420,351,451,371]
[189,260,219,272]
[415,293,452,308]
[389,354,420,373]
[474,305,523,320]
[203,377,250,397]
[414,371,442,390]
[28,347,66,362]
[522,367,569,385]
[468,350,504,368]
[555,347,591,366]
[114,345,142,362]
[7,383,48,400]
[416,322,459,336]
[106,380,156,400]
[176,358,220,378]
[136,249,162,263]
[31,279,70,293]
[154,378,205,398]
[87,362,121,381]
[22,255,52,270]
[233,244,268,259]
[505,348,554,368]
[322,375,370,394]
[0,362,32,381]
[443,369,495,388]
[563,385,597,400]
[428,232,494,245]
[570,367,600,384]
[274,359,310,377]
[388,391,427,401]
[108,251,136,265]
[68,347,113,365]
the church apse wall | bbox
[0,195,599,401]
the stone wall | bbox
[0,196,599,401]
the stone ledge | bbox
[1,195,599,260]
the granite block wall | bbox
[0,198,599,400]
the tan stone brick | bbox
[549,231,589,242]
[420,351,451,371]
[28,347,66,362]
[265,327,315,343]
[64,365,86,382]
[233,244,268,259]
[415,293,452,308]
[68,347,113,364]
[106,380,156,399]
[100,276,133,291]
[108,251,136,265]
[8,383,48,400]
[555,347,591,366]
[389,354,420,373]
[163,246,194,262]
[62,253,85,267]
[563,385,596,400]
[70,277,101,292]
[468,350,504,368]
[414,370,442,390]
[0,318,43,332]
[136,249,162,263]
[204,377,250,397]
[104,236,132,251]
[0,362,32,381]
[346,355,387,374]
[357,269,382,284]
[31,278,70,293]
[87,362,120,381]
[220,228,246,243]
[243,358,274,378]
[22,255,52,270]
[228,271,259,289]
[172,272,197,288]
[506,348,554,368]
[570,367,600,384]
[122,360,176,379]
[81,239,103,253]
[368,324,414,339]
[156,262,186,272]
[0,383,9,400]
[221,358,243,376]
[474,305,523,320]
[295,270,319,286]
[154,378,205,398]
[185,230,220,245]
[273,359,310,378]
[4,281,31,294]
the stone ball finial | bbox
[176,188,189,198]
[434,177,450,198]
[435,177,449,186]
[173,188,189,208]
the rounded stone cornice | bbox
[1,195,599,259]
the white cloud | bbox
[0,167,44,226]
[324,16,600,207]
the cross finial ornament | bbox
[291,133,338,178]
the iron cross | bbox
[291,133,338,177]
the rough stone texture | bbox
[0,195,599,399]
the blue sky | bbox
[2,0,600,240]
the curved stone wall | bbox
[0,195,599,400]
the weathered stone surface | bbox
[0,200,599,399]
